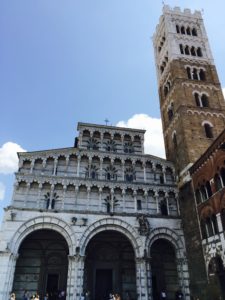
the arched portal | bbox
[208,256,225,300]
[84,230,136,300]
[151,239,179,300]
[12,229,69,300]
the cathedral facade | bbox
[0,123,189,300]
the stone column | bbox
[53,157,58,175]
[65,156,70,174]
[67,255,78,300]
[166,193,170,215]
[144,190,148,213]
[136,257,149,300]
[122,160,125,181]
[87,187,91,211]
[155,191,159,214]
[143,163,146,182]
[37,183,42,209]
[134,190,137,212]
[99,188,102,211]
[176,257,190,300]
[49,184,54,210]
[74,255,86,299]
[216,212,223,233]
[122,189,126,211]
[30,160,34,174]
[100,132,104,151]
[176,193,180,216]
[61,185,67,210]
[75,186,79,207]
[77,155,81,177]
[42,158,46,175]
[162,166,166,183]
[100,157,103,180]
[0,252,19,299]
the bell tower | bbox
[153,6,225,177]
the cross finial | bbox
[104,118,109,126]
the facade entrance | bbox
[12,229,69,299]
[151,239,179,300]
[84,230,136,300]
[208,256,225,300]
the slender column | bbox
[61,185,67,210]
[144,190,148,212]
[155,191,159,214]
[121,135,124,153]
[87,187,91,211]
[65,156,70,174]
[75,186,79,207]
[177,257,190,300]
[88,157,92,178]
[141,137,144,154]
[122,189,126,211]
[122,160,125,181]
[42,158,46,175]
[49,184,54,209]
[100,132,104,151]
[166,193,170,215]
[162,166,166,183]
[110,188,114,213]
[77,155,81,177]
[132,160,136,181]
[176,193,180,216]
[143,163,146,182]
[99,188,102,211]
[30,160,35,174]
[134,190,137,212]
[37,183,42,209]
[74,255,86,299]
[53,157,58,175]
[67,255,77,300]
[216,212,223,233]
[100,157,103,180]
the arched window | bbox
[220,168,225,186]
[185,45,190,55]
[186,27,191,35]
[137,200,142,211]
[186,67,192,79]
[164,86,169,97]
[206,181,212,198]
[212,215,219,234]
[199,69,206,81]
[160,66,164,74]
[194,93,201,106]
[206,217,214,237]
[158,46,161,53]
[214,173,222,191]
[197,47,202,57]
[204,123,213,138]
[179,44,184,54]
[176,25,180,33]
[160,199,168,216]
[193,68,198,80]
[201,94,209,107]
[167,103,174,121]
[191,46,196,56]
[172,132,177,148]
[181,26,185,34]
[195,189,202,204]
[192,28,197,36]
[200,220,207,239]
[200,185,207,201]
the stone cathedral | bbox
[0,5,225,300]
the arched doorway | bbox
[208,256,225,300]
[84,230,136,300]
[151,239,179,300]
[12,229,69,299]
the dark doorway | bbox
[47,274,59,299]
[95,269,112,300]
[84,230,136,300]
[151,239,179,300]
[12,229,69,299]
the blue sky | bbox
[0,0,225,221]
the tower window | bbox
[194,93,201,106]
[181,26,185,34]
[206,181,212,198]
[186,27,191,35]
[186,67,191,79]
[176,25,180,33]
[179,44,184,54]
[191,46,196,56]
[214,173,222,191]
[199,69,206,81]
[197,47,202,57]
[204,123,213,138]
[195,189,202,204]
[172,132,177,148]
[184,46,190,55]
[193,68,198,80]
[137,200,142,211]
[201,94,209,107]
[192,28,197,36]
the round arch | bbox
[79,218,142,257]
[145,227,185,259]
[9,216,76,255]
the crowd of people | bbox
[9,289,66,300]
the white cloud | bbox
[0,142,26,174]
[117,114,165,158]
[0,182,5,200]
